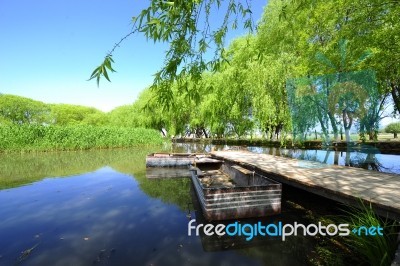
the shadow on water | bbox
[0,144,398,265]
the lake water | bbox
[0,144,398,265]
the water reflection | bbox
[0,147,156,189]
[246,147,400,174]
[0,144,398,265]
[0,149,263,265]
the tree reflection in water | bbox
[245,145,400,174]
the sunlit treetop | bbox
[89,0,255,108]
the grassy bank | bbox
[0,125,165,152]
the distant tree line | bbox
[0,94,164,152]
[0,94,109,126]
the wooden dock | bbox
[210,150,400,221]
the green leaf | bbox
[88,66,101,80]
[102,66,111,82]
[148,18,160,25]
[232,19,238,30]
[315,52,337,69]
[104,57,116,72]
[351,50,372,69]
[339,39,347,69]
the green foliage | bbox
[108,88,170,134]
[0,125,164,152]
[13,0,400,142]
[0,94,50,124]
[108,104,140,127]
[267,0,399,113]
[49,104,108,126]
[88,55,116,86]
[385,122,400,138]
[0,93,166,151]
[340,202,399,266]
[0,115,12,126]
[91,0,255,105]
[0,95,111,127]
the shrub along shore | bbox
[0,125,164,152]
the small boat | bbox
[146,153,220,167]
[189,185,277,252]
[146,153,198,167]
[190,161,281,221]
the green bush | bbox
[0,125,165,152]
[385,122,400,138]
[340,202,399,266]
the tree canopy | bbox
[0,94,49,125]
[385,122,400,138]
[86,0,398,140]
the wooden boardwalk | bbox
[210,150,400,221]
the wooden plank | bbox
[231,165,254,175]
[195,157,222,164]
[146,168,190,179]
[211,150,400,221]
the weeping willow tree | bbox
[89,0,255,108]
[88,0,398,141]
[286,37,380,143]
[287,70,379,144]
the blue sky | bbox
[0,0,267,111]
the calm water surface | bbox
[0,144,398,265]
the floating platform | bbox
[211,150,400,221]
[190,160,281,221]
[146,153,220,167]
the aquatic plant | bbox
[0,125,165,152]
[340,201,399,266]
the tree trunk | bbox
[323,150,331,164]
[342,111,353,143]
[334,151,339,165]
[345,128,351,143]
[275,123,282,140]
[328,112,339,141]
[368,130,377,141]
[316,109,329,143]
[395,132,398,138]
[364,153,378,171]
[345,151,351,166]
[391,81,400,114]
[203,128,209,138]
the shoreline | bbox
[173,138,400,155]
